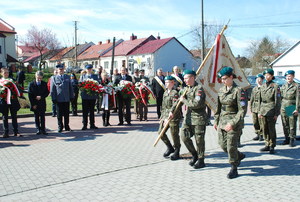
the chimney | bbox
[130,33,136,40]
[157,36,160,40]
[98,41,102,45]
[106,39,110,43]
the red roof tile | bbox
[77,42,114,60]
[0,19,16,34]
[50,47,73,61]
[102,35,156,57]
[129,37,173,55]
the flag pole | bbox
[153,23,229,147]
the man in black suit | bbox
[171,66,185,90]
[16,67,26,88]
[28,71,49,135]
[151,68,165,118]
[114,67,133,125]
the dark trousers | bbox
[56,102,70,130]
[82,99,96,127]
[2,105,18,134]
[156,96,163,118]
[71,93,78,115]
[52,102,57,116]
[34,110,46,132]
[118,96,131,124]
[138,103,148,120]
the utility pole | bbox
[74,21,78,68]
[201,0,205,61]
[110,37,116,76]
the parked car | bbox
[246,76,257,100]
[274,76,300,87]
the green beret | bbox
[217,66,234,78]
[263,68,274,76]
[255,73,264,79]
[183,70,196,76]
[285,70,295,76]
[165,76,175,81]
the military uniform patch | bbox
[240,101,246,106]
[195,96,201,101]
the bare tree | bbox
[246,36,290,74]
[22,26,60,70]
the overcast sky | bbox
[1,0,299,56]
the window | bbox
[114,61,118,68]
[278,71,283,76]
[104,61,109,69]
[0,45,1,54]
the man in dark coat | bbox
[28,71,49,135]
[151,68,165,118]
[16,67,26,88]
[114,67,133,125]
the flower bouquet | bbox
[78,79,105,96]
[0,79,20,104]
[115,80,137,99]
[135,81,155,105]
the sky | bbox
[1,0,300,56]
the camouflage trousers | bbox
[181,124,206,159]
[281,112,297,139]
[252,112,263,135]
[159,121,181,149]
[261,116,277,148]
[218,128,243,166]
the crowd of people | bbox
[0,64,299,179]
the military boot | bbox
[227,165,238,179]
[189,153,198,166]
[163,143,175,157]
[237,152,246,166]
[269,147,275,154]
[260,146,270,152]
[253,134,259,141]
[281,138,290,145]
[193,158,205,169]
[170,147,180,161]
[289,138,296,147]
[259,135,264,141]
[3,132,9,138]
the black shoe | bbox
[72,113,78,116]
[118,123,124,126]
[90,126,98,129]
[58,128,63,133]
[281,139,290,145]
[189,154,198,166]
[127,122,132,126]
[296,137,300,141]
[65,127,72,131]
[237,153,246,166]
[3,133,9,138]
[41,131,48,135]
[193,158,205,169]
[36,130,41,135]
[52,114,56,117]
[289,139,296,147]
[259,135,264,141]
[14,133,22,137]
[163,146,175,157]
[82,126,87,130]
[269,147,275,154]
[260,146,270,152]
[227,166,238,179]
[170,148,180,160]
[253,135,259,141]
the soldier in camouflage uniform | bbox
[250,74,264,141]
[158,76,181,160]
[172,70,207,169]
[280,70,299,147]
[214,67,246,179]
[258,69,281,154]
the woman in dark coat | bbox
[28,71,49,135]
[70,73,79,116]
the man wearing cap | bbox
[214,66,246,179]
[79,64,99,130]
[139,69,150,83]
[159,76,182,160]
[250,74,265,141]
[152,68,165,119]
[50,64,74,133]
[280,70,299,147]
[133,68,141,120]
[258,68,281,154]
[173,69,207,169]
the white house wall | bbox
[0,38,5,67]
[272,42,300,79]
[153,39,198,76]
[4,34,17,58]
[100,56,127,73]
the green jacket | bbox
[161,89,181,122]
[179,82,207,126]
[280,81,300,113]
[250,85,261,113]
[214,82,245,130]
[258,81,281,117]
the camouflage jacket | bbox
[160,89,181,122]
[280,81,300,113]
[214,82,245,130]
[258,81,281,117]
[177,82,207,126]
[250,85,261,113]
